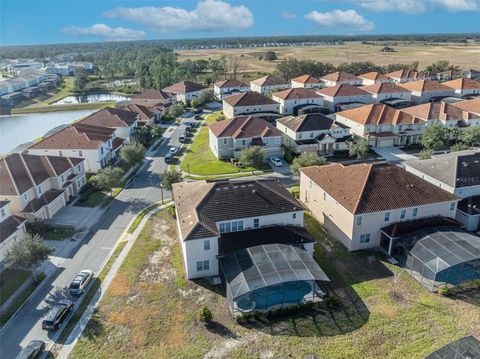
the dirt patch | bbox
[108,271,129,297]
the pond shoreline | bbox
[11,102,116,115]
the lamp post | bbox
[160,183,164,204]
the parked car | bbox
[270,157,283,167]
[185,122,194,129]
[194,115,202,120]
[69,269,94,295]
[164,153,174,163]
[169,146,178,155]
[15,340,45,359]
[194,108,202,114]
[179,134,186,143]
[42,299,73,331]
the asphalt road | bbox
[0,118,189,359]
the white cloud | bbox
[62,24,145,40]
[341,0,480,13]
[305,9,375,32]
[104,0,254,33]
[281,11,297,20]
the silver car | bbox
[69,269,94,295]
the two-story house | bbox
[291,75,323,89]
[360,82,412,103]
[0,201,26,263]
[163,80,209,104]
[120,103,156,126]
[442,78,480,98]
[399,80,456,103]
[300,163,459,251]
[358,72,391,86]
[79,107,139,142]
[27,123,117,173]
[0,153,86,222]
[321,72,362,87]
[208,116,283,160]
[386,70,435,84]
[130,89,174,107]
[316,84,372,112]
[276,113,351,154]
[222,91,280,119]
[214,79,249,99]
[271,88,324,115]
[404,151,480,231]
[250,75,290,96]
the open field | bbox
[177,41,480,76]
[69,209,480,359]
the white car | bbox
[270,157,283,167]
[169,146,178,155]
[69,269,94,295]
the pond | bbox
[0,109,96,155]
[52,93,129,105]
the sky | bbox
[1,0,479,46]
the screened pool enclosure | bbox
[220,243,330,315]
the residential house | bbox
[358,72,391,86]
[130,89,174,107]
[437,70,463,81]
[360,82,412,103]
[0,153,86,222]
[276,113,351,154]
[452,97,480,121]
[214,79,249,99]
[208,116,283,159]
[0,201,26,263]
[271,88,324,115]
[442,78,480,98]
[300,163,458,251]
[79,107,139,142]
[222,91,280,119]
[291,75,323,89]
[120,103,156,126]
[386,70,435,84]
[250,75,290,96]
[162,80,209,103]
[399,80,456,103]
[27,123,118,173]
[463,69,480,80]
[335,104,425,147]
[316,84,372,112]
[320,72,362,87]
[404,151,480,231]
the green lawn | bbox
[0,268,31,306]
[180,112,269,176]
[68,210,480,359]
[75,191,108,208]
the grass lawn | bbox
[180,112,269,176]
[69,209,480,359]
[75,191,109,208]
[12,101,116,115]
[0,268,31,306]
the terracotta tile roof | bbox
[0,215,25,243]
[79,108,138,128]
[223,91,278,107]
[321,71,359,82]
[163,80,206,94]
[173,180,303,240]
[360,82,411,94]
[22,189,65,214]
[121,104,153,121]
[443,78,480,90]
[401,102,470,122]
[111,137,124,150]
[250,75,289,87]
[0,153,83,196]
[398,80,453,93]
[316,84,370,98]
[214,79,247,88]
[452,97,480,115]
[132,89,172,101]
[291,75,322,84]
[276,113,335,132]
[358,72,389,81]
[208,116,282,138]
[301,163,458,214]
[386,70,429,80]
[29,123,114,150]
[272,88,322,100]
[336,104,424,125]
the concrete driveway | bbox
[373,147,417,163]
[46,204,103,230]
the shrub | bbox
[199,306,213,323]
[167,205,176,218]
[418,148,433,160]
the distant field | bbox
[177,41,480,75]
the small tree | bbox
[238,146,265,169]
[120,143,146,168]
[199,306,213,323]
[5,233,54,282]
[198,89,215,106]
[418,149,433,160]
[347,136,370,159]
[216,114,226,121]
[458,126,480,147]
[162,169,183,190]
[132,126,152,146]
[90,166,124,196]
[169,104,184,118]
[190,98,200,109]
[450,142,469,152]
[264,51,278,61]
[421,124,447,151]
[74,70,89,92]
[150,124,163,139]
[290,152,327,175]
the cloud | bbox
[281,11,297,20]
[305,9,374,32]
[62,24,145,40]
[341,0,480,13]
[104,0,254,33]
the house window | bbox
[59,150,63,156]
[37,186,42,195]
[203,239,211,251]
[203,260,210,271]
[400,209,406,220]
[292,213,296,219]
[60,174,64,182]
[323,192,327,201]
[450,202,455,211]
[360,234,371,243]
[23,193,28,201]
[356,216,362,226]
[0,208,5,217]
[384,212,390,222]
[309,180,313,188]
[79,150,83,157]
[100,147,104,155]
[196,260,210,271]
[241,139,246,146]
[412,208,418,217]
[253,218,260,228]
[223,138,228,145]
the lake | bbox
[0,109,96,155]
[52,93,129,105]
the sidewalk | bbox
[55,201,173,359]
